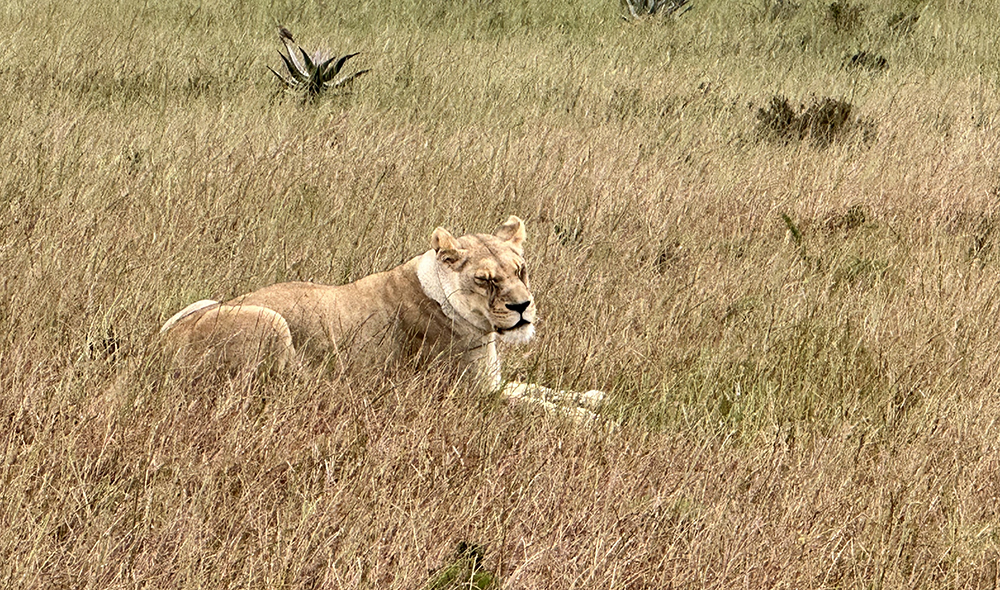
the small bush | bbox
[607,86,643,121]
[887,11,919,36]
[755,95,866,148]
[826,1,864,33]
[824,204,868,233]
[845,51,888,73]
[762,0,799,22]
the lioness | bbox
[159,216,604,420]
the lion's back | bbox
[226,269,426,362]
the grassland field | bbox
[3,0,1000,587]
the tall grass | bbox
[3,0,1000,587]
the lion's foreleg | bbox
[501,381,606,422]
[474,342,605,422]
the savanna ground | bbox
[3,0,1000,587]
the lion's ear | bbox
[494,215,526,250]
[431,227,461,252]
[431,227,465,265]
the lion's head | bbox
[420,216,536,345]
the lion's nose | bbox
[505,300,531,315]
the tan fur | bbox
[159,216,603,420]
[160,303,294,375]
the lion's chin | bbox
[498,323,535,345]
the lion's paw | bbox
[574,389,606,412]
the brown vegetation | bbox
[2,0,999,588]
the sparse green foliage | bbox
[425,543,499,590]
[267,27,369,98]
[781,213,803,247]
[833,255,887,290]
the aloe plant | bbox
[267,27,369,98]
[622,0,692,19]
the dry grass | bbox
[3,0,1000,587]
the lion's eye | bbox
[474,275,494,287]
[517,266,528,282]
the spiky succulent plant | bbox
[267,27,369,98]
[622,0,692,19]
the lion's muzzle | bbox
[496,299,535,344]
[497,317,532,334]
